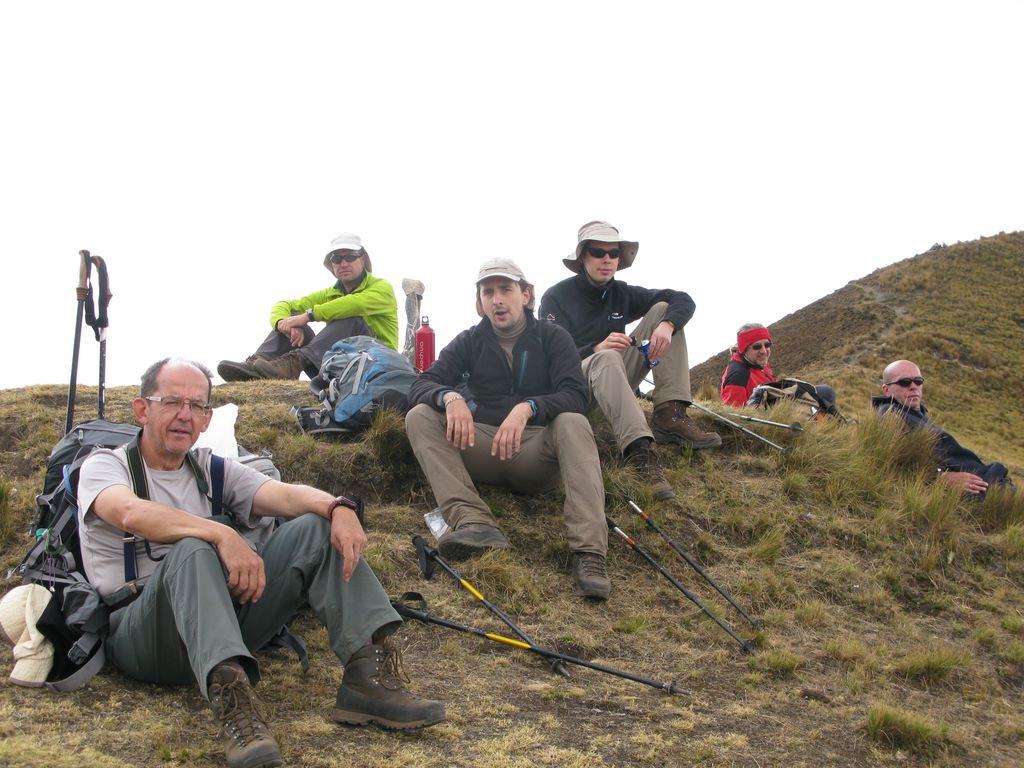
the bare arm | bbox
[91,484,267,604]
[252,480,368,581]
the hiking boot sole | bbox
[437,538,509,561]
[653,430,723,450]
[578,584,611,600]
[653,485,676,501]
[331,707,446,730]
[217,361,265,382]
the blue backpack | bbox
[296,336,418,435]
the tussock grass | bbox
[896,645,972,684]
[865,703,952,755]
[3,233,1024,768]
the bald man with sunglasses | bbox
[872,359,1012,498]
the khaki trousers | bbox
[405,405,607,555]
[582,302,692,454]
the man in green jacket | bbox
[218,233,399,381]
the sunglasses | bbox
[885,376,924,387]
[749,342,772,351]
[585,246,622,260]
[329,250,363,264]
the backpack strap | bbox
[210,454,225,517]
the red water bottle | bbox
[415,316,435,371]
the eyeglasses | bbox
[143,395,212,417]
[585,246,622,260]
[329,250,363,264]
[749,342,772,351]
[885,376,924,388]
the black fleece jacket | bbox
[407,311,588,427]
[539,272,696,360]
[871,396,988,474]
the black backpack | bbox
[13,419,305,691]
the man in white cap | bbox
[218,233,399,381]
[540,221,721,501]
[77,357,444,768]
[405,259,611,600]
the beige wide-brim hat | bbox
[323,232,373,275]
[563,220,639,273]
[0,584,55,687]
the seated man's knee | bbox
[406,403,441,435]
[551,412,595,436]
[589,349,628,377]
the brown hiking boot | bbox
[625,439,675,500]
[333,636,446,730]
[252,350,304,380]
[208,663,283,768]
[652,401,722,449]
[572,552,611,600]
[437,522,511,561]
[218,356,266,382]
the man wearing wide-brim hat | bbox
[539,221,721,501]
[218,232,399,382]
[406,258,611,600]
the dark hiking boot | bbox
[437,523,510,561]
[218,356,266,382]
[652,401,722,449]
[252,349,304,380]
[625,439,675,500]
[572,552,611,600]
[208,663,283,768]
[333,636,446,730]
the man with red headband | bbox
[720,324,778,407]
[720,323,838,414]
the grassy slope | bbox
[0,234,1023,767]
[691,231,1024,473]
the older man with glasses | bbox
[872,359,1012,498]
[78,357,445,768]
[539,220,720,502]
[218,232,398,381]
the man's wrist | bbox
[326,495,358,522]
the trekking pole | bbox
[686,401,787,453]
[607,517,756,655]
[89,255,111,420]
[412,536,570,677]
[625,500,760,628]
[733,413,803,433]
[392,593,688,696]
[65,250,92,434]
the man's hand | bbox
[647,321,675,362]
[492,403,531,460]
[445,397,476,450]
[215,528,267,604]
[593,332,632,354]
[276,315,308,348]
[329,506,368,582]
[940,471,989,495]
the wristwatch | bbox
[326,495,358,522]
[305,308,315,322]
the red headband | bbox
[737,327,771,352]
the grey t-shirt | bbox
[77,446,273,598]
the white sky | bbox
[3,1,1022,391]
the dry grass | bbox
[2,235,1024,767]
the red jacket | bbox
[720,353,776,406]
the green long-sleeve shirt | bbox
[268,272,399,350]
